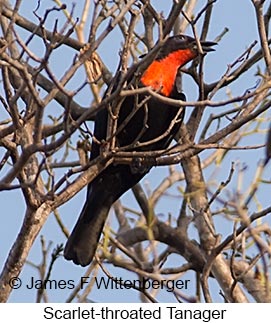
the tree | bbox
[0,0,271,303]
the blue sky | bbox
[1,1,270,302]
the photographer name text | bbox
[9,276,190,293]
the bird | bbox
[64,34,216,266]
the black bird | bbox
[64,34,216,266]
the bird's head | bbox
[141,34,216,97]
[156,34,216,60]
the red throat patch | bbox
[140,49,197,97]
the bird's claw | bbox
[130,157,153,174]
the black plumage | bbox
[64,35,216,266]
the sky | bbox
[0,0,270,303]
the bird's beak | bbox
[199,40,217,52]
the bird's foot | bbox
[130,157,153,174]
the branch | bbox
[253,0,271,74]
[117,220,207,274]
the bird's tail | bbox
[64,193,111,266]
[64,165,146,266]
